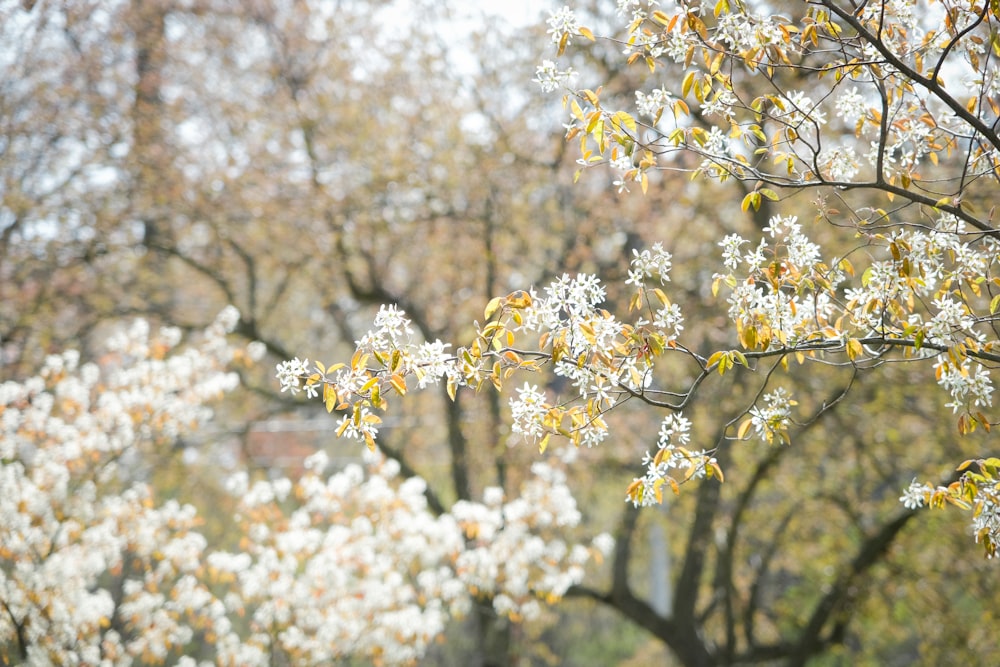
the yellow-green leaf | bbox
[484,296,504,321]
[615,110,637,133]
[681,70,696,98]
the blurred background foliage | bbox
[1,0,998,664]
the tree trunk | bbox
[472,599,512,667]
[128,0,175,312]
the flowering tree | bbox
[7,0,1000,664]
[207,450,610,666]
[0,310,246,664]
[283,0,1000,555]
[0,309,609,665]
[2,1,635,661]
[269,8,1000,664]
[538,0,1000,557]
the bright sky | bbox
[478,0,544,27]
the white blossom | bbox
[835,86,867,124]
[547,5,580,45]
[533,60,578,93]
[900,479,932,509]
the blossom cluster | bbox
[533,60,577,94]
[626,242,672,288]
[747,388,796,446]
[452,460,613,620]
[713,211,999,419]
[629,413,718,507]
[212,451,611,662]
[509,271,660,446]
[971,490,1000,557]
[211,452,468,665]
[509,382,549,442]
[546,5,580,46]
[900,479,935,510]
[715,215,837,348]
[0,309,247,665]
[934,360,995,414]
[900,466,1000,558]
[2,312,613,664]
[275,304,460,447]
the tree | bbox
[5,0,1000,664]
[278,0,1000,663]
[0,311,610,665]
[0,311,246,664]
[544,0,1000,554]
[2,3,623,663]
[287,0,1000,557]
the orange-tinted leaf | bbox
[389,374,407,396]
